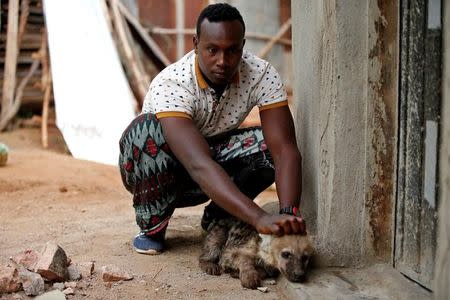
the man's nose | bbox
[216,52,227,67]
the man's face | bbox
[194,19,245,87]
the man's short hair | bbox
[196,3,246,38]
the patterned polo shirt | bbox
[142,50,288,137]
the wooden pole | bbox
[115,0,171,67]
[148,27,292,47]
[18,0,29,46]
[1,0,19,130]
[0,60,39,131]
[110,0,147,104]
[41,71,52,149]
[257,18,291,59]
[39,30,51,148]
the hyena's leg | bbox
[257,263,280,279]
[199,222,228,275]
[237,255,261,289]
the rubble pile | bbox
[0,242,133,299]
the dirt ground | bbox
[0,126,288,300]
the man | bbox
[119,3,305,255]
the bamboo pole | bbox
[0,0,19,131]
[148,27,292,47]
[257,18,291,59]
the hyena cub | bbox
[199,217,314,289]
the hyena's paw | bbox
[199,261,222,275]
[240,269,261,289]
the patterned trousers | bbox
[119,113,275,236]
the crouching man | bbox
[119,3,306,255]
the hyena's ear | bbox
[259,234,274,250]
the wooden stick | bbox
[0,0,19,131]
[18,0,29,46]
[121,10,151,107]
[0,59,40,130]
[110,0,147,104]
[115,0,171,67]
[258,18,291,59]
[148,27,292,46]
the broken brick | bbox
[34,243,69,282]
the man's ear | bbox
[193,35,199,53]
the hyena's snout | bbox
[291,269,307,282]
[283,255,310,283]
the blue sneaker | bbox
[133,232,165,255]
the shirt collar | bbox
[195,55,240,90]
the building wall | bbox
[434,1,450,297]
[291,0,397,266]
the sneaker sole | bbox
[134,247,162,255]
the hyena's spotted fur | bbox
[199,217,314,289]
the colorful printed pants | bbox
[119,113,275,236]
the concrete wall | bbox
[292,0,397,266]
[434,1,450,297]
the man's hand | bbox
[254,213,306,236]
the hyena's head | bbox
[259,234,314,283]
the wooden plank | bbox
[1,0,19,130]
[434,3,450,296]
[395,0,438,289]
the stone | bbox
[52,282,65,291]
[64,281,76,289]
[0,265,22,293]
[101,265,133,282]
[67,265,81,281]
[10,249,40,271]
[257,286,268,293]
[34,243,69,282]
[75,261,95,278]
[35,289,66,300]
[19,269,45,296]
[62,287,74,295]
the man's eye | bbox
[207,48,217,54]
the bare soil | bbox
[0,127,287,300]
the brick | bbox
[101,265,133,282]
[0,265,22,293]
[34,243,69,282]
[10,249,40,271]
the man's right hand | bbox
[254,213,306,236]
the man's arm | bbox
[159,117,304,235]
[260,105,302,210]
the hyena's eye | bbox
[281,251,292,259]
